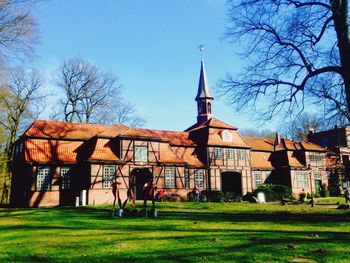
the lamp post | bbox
[308,164,315,207]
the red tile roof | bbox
[172,146,205,167]
[24,139,82,163]
[88,138,120,162]
[251,152,273,169]
[24,120,128,140]
[185,117,237,131]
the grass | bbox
[0,198,350,262]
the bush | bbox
[299,192,306,202]
[320,184,330,197]
[189,190,241,202]
[255,184,292,201]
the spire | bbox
[195,60,213,101]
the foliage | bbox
[299,192,306,202]
[320,184,330,198]
[256,184,292,201]
[0,201,349,262]
[201,190,241,202]
[328,170,342,196]
[220,0,350,124]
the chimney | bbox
[274,132,281,151]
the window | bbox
[309,152,323,164]
[165,167,176,188]
[222,130,233,142]
[213,148,223,160]
[254,171,262,187]
[185,169,190,189]
[207,102,211,114]
[296,171,309,188]
[314,171,321,180]
[238,149,246,161]
[134,146,148,162]
[103,165,115,188]
[227,148,234,160]
[194,170,204,188]
[36,167,51,191]
[61,167,72,190]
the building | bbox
[308,127,350,189]
[11,60,328,207]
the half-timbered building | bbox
[11,60,328,207]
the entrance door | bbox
[221,171,242,195]
[130,168,153,200]
[315,180,322,195]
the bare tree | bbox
[0,0,39,65]
[55,57,145,127]
[239,128,276,138]
[0,68,44,205]
[0,68,44,161]
[219,0,350,124]
[280,112,329,141]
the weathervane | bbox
[198,44,204,60]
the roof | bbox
[24,138,121,163]
[87,138,120,162]
[144,129,195,146]
[172,146,205,167]
[286,151,304,168]
[186,117,237,131]
[158,143,185,164]
[195,60,213,100]
[207,129,250,148]
[24,120,128,140]
[243,137,275,152]
[251,152,273,169]
[24,139,83,163]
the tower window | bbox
[207,102,211,114]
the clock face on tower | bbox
[221,130,233,142]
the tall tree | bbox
[219,0,350,124]
[55,57,145,127]
[0,0,39,65]
[0,68,44,161]
[0,68,44,205]
[280,112,328,141]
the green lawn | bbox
[1,199,349,263]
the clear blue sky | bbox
[32,0,280,132]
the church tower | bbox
[196,59,213,124]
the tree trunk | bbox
[333,0,350,122]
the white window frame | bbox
[60,167,71,190]
[36,167,51,191]
[238,149,246,161]
[254,171,262,187]
[185,169,190,189]
[165,167,176,188]
[103,165,115,188]
[227,148,234,160]
[213,148,223,160]
[296,171,309,188]
[314,171,322,180]
[194,169,204,188]
[134,145,148,162]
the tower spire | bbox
[195,45,214,124]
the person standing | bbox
[345,188,350,203]
[193,185,201,202]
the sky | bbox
[31,0,280,132]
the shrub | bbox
[320,184,330,197]
[299,192,306,202]
[256,184,292,201]
[195,190,241,202]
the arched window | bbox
[207,102,211,114]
